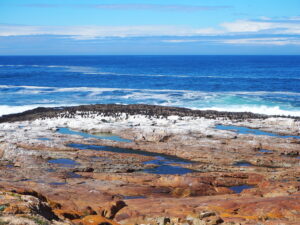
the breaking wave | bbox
[0,104,67,117]
[1,85,300,117]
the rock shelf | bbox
[0,104,299,224]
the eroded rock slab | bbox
[0,104,299,224]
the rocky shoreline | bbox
[0,104,299,225]
[0,104,283,123]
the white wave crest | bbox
[1,85,300,96]
[0,104,71,117]
[84,72,191,78]
[1,85,300,117]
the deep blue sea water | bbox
[0,55,300,116]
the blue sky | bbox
[0,0,300,55]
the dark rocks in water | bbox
[0,104,294,123]
[282,151,300,157]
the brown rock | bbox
[100,201,127,220]
[81,215,120,225]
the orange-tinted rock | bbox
[3,204,31,215]
[0,105,300,224]
[53,209,83,220]
[99,200,127,220]
[81,215,120,225]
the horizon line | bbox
[1,54,300,56]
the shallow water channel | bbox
[57,127,194,175]
[215,125,300,139]
[58,127,132,143]
[55,127,257,193]
[69,143,194,175]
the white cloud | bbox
[162,37,300,46]
[0,25,222,39]
[2,17,300,39]
[221,19,300,34]
[222,20,272,32]
[1,17,300,46]
[162,39,200,43]
[221,37,300,46]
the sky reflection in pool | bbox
[58,127,132,143]
[48,158,79,167]
[216,125,300,139]
[69,143,193,175]
[229,185,254,193]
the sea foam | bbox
[1,85,300,116]
[0,104,70,117]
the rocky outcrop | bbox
[0,104,299,224]
[0,104,286,124]
[0,190,66,225]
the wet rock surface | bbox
[0,104,299,224]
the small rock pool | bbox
[48,158,80,168]
[229,185,254,193]
[234,161,254,167]
[57,127,132,143]
[215,125,300,139]
[259,149,274,153]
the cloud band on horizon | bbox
[1,17,300,41]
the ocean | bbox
[0,55,300,117]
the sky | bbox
[0,0,300,55]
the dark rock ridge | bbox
[1,104,296,123]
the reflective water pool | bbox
[58,127,132,143]
[69,143,194,175]
[234,161,254,167]
[216,125,300,139]
[229,185,254,193]
[48,158,79,168]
